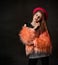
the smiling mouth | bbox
[36,21,38,23]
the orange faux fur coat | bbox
[19,26,52,56]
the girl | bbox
[19,7,52,65]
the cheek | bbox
[33,15,36,18]
[33,16,35,19]
[38,22,40,26]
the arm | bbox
[19,25,35,45]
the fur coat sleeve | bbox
[19,26,36,45]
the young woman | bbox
[19,7,52,65]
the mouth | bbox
[36,21,39,23]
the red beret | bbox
[33,7,48,20]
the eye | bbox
[38,16,40,18]
[36,14,38,16]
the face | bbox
[33,11,43,23]
[31,11,43,27]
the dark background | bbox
[0,0,58,65]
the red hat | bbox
[33,7,48,20]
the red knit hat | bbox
[33,7,48,20]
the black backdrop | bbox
[0,0,58,65]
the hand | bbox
[24,24,27,27]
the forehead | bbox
[34,11,42,16]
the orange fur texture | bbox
[19,26,52,55]
[33,31,52,54]
[19,26,35,45]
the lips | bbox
[36,21,38,23]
